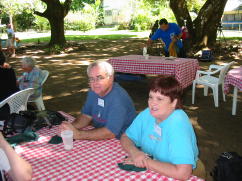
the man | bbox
[6,24,15,57]
[0,132,32,181]
[147,18,185,57]
[60,61,136,140]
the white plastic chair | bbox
[0,88,34,114]
[192,61,235,107]
[28,70,49,111]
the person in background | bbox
[147,18,185,57]
[120,76,205,180]
[6,24,15,57]
[60,61,136,140]
[0,51,19,120]
[0,132,32,181]
[17,57,44,101]
[149,20,159,38]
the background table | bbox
[12,112,204,181]
[224,66,242,115]
[108,55,199,89]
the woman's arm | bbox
[120,133,149,168]
[0,133,32,181]
[146,158,192,181]
[121,134,193,180]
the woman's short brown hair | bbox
[149,75,183,109]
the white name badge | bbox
[98,98,104,107]
[154,124,161,137]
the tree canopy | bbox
[0,0,233,50]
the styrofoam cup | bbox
[61,130,73,151]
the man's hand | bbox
[171,35,178,42]
[147,39,153,47]
[59,121,80,139]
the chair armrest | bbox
[196,70,212,75]
[195,70,212,79]
[209,64,223,71]
[196,67,222,79]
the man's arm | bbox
[60,113,115,140]
[147,38,153,47]
[72,113,92,129]
[75,127,115,140]
[0,133,32,181]
[172,33,182,42]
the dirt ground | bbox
[7,38,242,181]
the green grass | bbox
[21,34,137,44]
[20,33,241,44]
[217,37,242,40]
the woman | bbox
[0,132,32,181]
[0,51,19,119]
[120,76,202,180]
[17,57,43,101]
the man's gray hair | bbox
[87,60,114,76]
[22,57,36,68]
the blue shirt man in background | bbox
[148,18,185,57]
[60,61,136,140]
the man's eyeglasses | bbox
[88,75,109,83]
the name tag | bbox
[154,124,161,136]
[98,98,104,107]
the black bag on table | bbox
[211,152,242,181]
[32,110,66,131]
[2,110,66,135]
[3,110,36,135]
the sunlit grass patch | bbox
[21,34,137,44]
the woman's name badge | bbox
[154,124,161,136]
[98,98,104,107]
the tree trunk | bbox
[48,17,65,46]
[170,0,228,50]
[35,0,72,47]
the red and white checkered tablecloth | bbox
[224,66,242,94]
[108,55,199,89]
[12,112,204,181]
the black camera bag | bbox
[3,110,36,135]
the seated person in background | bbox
[0,132,32,181]
[17,57,44,101]
[147,18,185,57]
[120,76,204,180]
[60,61,137,140]
[0,51,19,120]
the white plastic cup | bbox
[145,54,149,60]
[143,47,147,56]
[61,130,73,151]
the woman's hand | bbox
[129,150,150,168]
[0,132,4,143]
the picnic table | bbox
[108,55,199,89]
[224,66,242,115]
[9,111,204,181]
